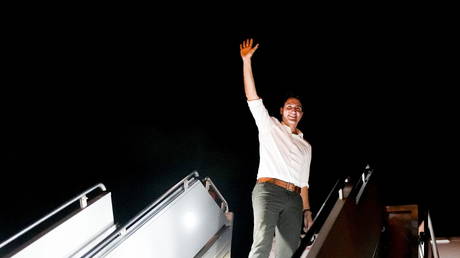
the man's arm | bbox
[301,186,314,231]
[240,38,260,100]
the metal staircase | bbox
[0,172,233,258]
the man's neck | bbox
[282,121,298,134]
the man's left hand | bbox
[303,210,313,232]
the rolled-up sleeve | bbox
[247,99,272,133]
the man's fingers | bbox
[241,39,258,54]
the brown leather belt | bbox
[257,177,301,194]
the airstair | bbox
[0,172,233,258]
[293,165,458,258]
[2,167,458,257]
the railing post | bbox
[428,211,439,258]
[80,195,88,208]
[183,179,189,190]
[338,188,344,200]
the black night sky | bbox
[1,7,458,257]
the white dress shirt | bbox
[248,99,312,187]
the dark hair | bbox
[280,90,304,107]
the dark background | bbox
[1,6,458,257]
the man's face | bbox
[280,97,303,127]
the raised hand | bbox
[240,38,259,60]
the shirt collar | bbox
[281,122,303,137]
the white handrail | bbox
[81,171,200,257]
[122,171,199,230]
[0,183,106,249]
[427,211,440,258]
[204,177,229,213]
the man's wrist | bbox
[303,208,311,213]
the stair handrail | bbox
[292,177,345,257]
[0,183,106,249]
[293,164,375,257]
[81,171,200,257]
[121,171,199,231]
[427,211,440,258]
[204,177,229,213]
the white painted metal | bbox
[10,193,115,258]
[2,173,233,258]
[96,180,229,258]
[0,183,106,249]
[204,177,229,213]
[427,212,440,258]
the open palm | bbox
[240,38,259,59]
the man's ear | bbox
[280,107,283,116]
